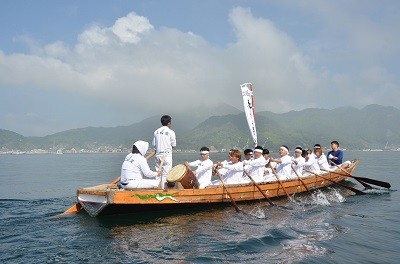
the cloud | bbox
[112,12,154,44]
[0,4,399,136]
[225,7,320,111]
[0,8,319,117]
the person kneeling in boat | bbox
[185,146,213,189]
[243,146,266,183]
[269,145,293,180]
[120,140,162,189]
[214,149,244,185]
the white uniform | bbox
[303,154,320,174]
[220,161,244,184]
[188,158,213,189]
[317,155,331,171]
[263,158,276,182]
[292,156,305,177]
[216,160,229,177]
[275,155,293,180]
[243,156,267,182]
[120,141,160,189]
[152,126,176,188]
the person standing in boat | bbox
[185,146,214,189]
[243,146,266,183]
[120,141,162,189]
[214,149,244,184]
[269,145,293,180]
[152,115,176,189]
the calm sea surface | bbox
[0,151,399,263]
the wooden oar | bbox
[304,168,366,195]
[215,167,241,212]
[328,161,391,189]
[60,150,156,215]
[269,164,293,201]
[322,168,373,190]
[243,169,275,206]
[291,164,312,194]
[62,202,82,214]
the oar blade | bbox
[329,160,391,189]
[352,176,391,189]
[62,203,82,214]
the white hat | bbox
[133,140,149,156]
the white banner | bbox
[240,83,257,146]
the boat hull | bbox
[77,160,359,217]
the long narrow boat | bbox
[75,160,359,217]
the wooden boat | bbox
[75,160,359,217]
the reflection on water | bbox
[102,190,355,263]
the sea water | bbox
[0,151,399,263]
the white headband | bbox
[280,146,289,152]
[254,149,263,153]
[200,151,209,154]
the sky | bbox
[1,0,399,136]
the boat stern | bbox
[77,184,111,217]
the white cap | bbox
[134,140,149,156]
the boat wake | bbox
[295,188,346,207]
[249,206,266,219]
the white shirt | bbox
[152,126,176,156]
[243,156,267,182]
[217,160,229,176]
[188,158,213,188]
[317,155,331,171]
[275,155,292,178]
[303,154,320,173]
[293,156,305,176]
[221,161,244,184]
[121,153,158,181]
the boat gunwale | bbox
[77,160,358,200]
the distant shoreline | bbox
[2,148,399,155]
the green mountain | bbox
[1,104,400,152]
[257,104,400,150]
[0,129,28,150]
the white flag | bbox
[240,83,257,146]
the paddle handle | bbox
[291,164,311,193]
[243,169,275,206]
[269,164,292,201]
[215,167,241,212]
